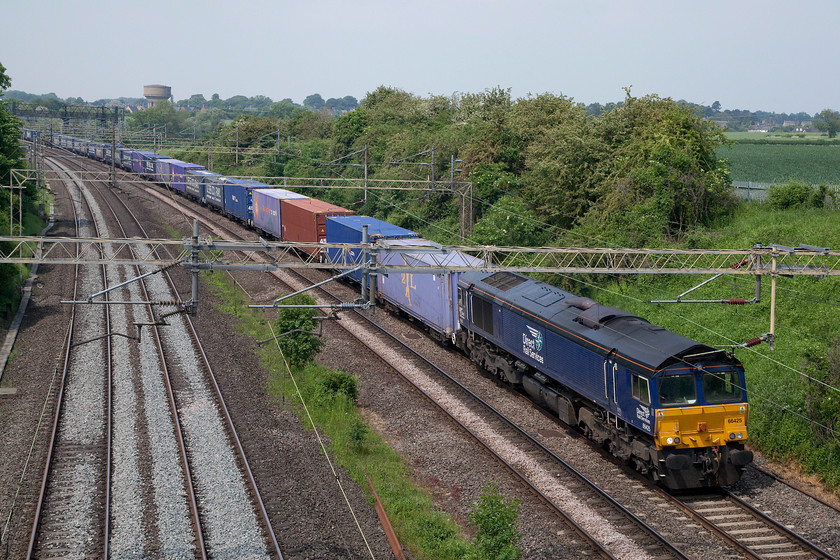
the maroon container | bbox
[280,198,355,255]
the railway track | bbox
[27,156,112,558]
[116,178,683,558]
[29,151,280,558]
[675,490,835,560]
[98,164,282,559]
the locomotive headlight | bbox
[730,433,736,440]
[666,437,674,445]
[736,432,743,439]
[673,437,680,444]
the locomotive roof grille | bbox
[483,271,528,291]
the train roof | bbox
[459,270,721,374]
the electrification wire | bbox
[265,319,377,560]
[366,179,840,403]
[0,365,61,548]
[557,272,840,437]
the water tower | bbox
[144,84,172,107]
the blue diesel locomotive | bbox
[456,270,753,489]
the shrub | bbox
[313,369,359,403]
[468,483,522,560]
[273,294,324,368]
[767,181,832,209]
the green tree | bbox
[470,195,548,247]
[303,93,325,111]
[509,93,600,229]
[468,483,522,560]
[0,61,28,316]
[184,93,207,107]
[127,99,187,134]
[274,294,324,368]
[815,108,840,138]
[267,99,305,119]
[0,61,25,186]
[583,93,734,245]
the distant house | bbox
[783,120,813,132]
[748,124,769,133]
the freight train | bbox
[25,129,754,489]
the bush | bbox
[313,369,359,404]
[468,483,522,560]
[767,181,835,209]
[273,294,324,368]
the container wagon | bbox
[377,238,483,341]
[185,169,222,203]
[325,216,421,283]
[252,188,309,239]
[279,197,354,256]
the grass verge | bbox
[204,270,474,559]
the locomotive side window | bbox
[658,374,697,405]
[702,371,742,403]
[471,295,495,334]
[631,374,650,405]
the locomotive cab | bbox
[652,363,753,488]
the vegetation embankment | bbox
[0,61,43,323]
[141,85,840,495]
[205,273,523,559]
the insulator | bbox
[730,259,749,269]
[725,298,749,305]
[743,337,762,347]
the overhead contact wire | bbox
[265,320,377,560]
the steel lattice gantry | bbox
[1,236,839,277]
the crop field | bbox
[719,142,840,184]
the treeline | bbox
[5,90,143,109]
[160,86,735,250]
[172,92,358,115]
[0,65,40,318]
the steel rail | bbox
[103,169,283,558]
[88,168,208,559]
[724,489,837,560]
[27,156,114,559]
[124,169,664,559]
[297,267,692,560]
[25,178,80,560]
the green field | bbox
[719,142,840,185]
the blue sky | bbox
[2,0,838,115]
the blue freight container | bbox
[185,169,221,202]
[252,188,308,238]
[135,151,160,177]
[103,145,119,164]
[377,239,484,338]
[168,161,205,194]
[218,177,270,223]
[325,216,421,283]
[154,158,176,185]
